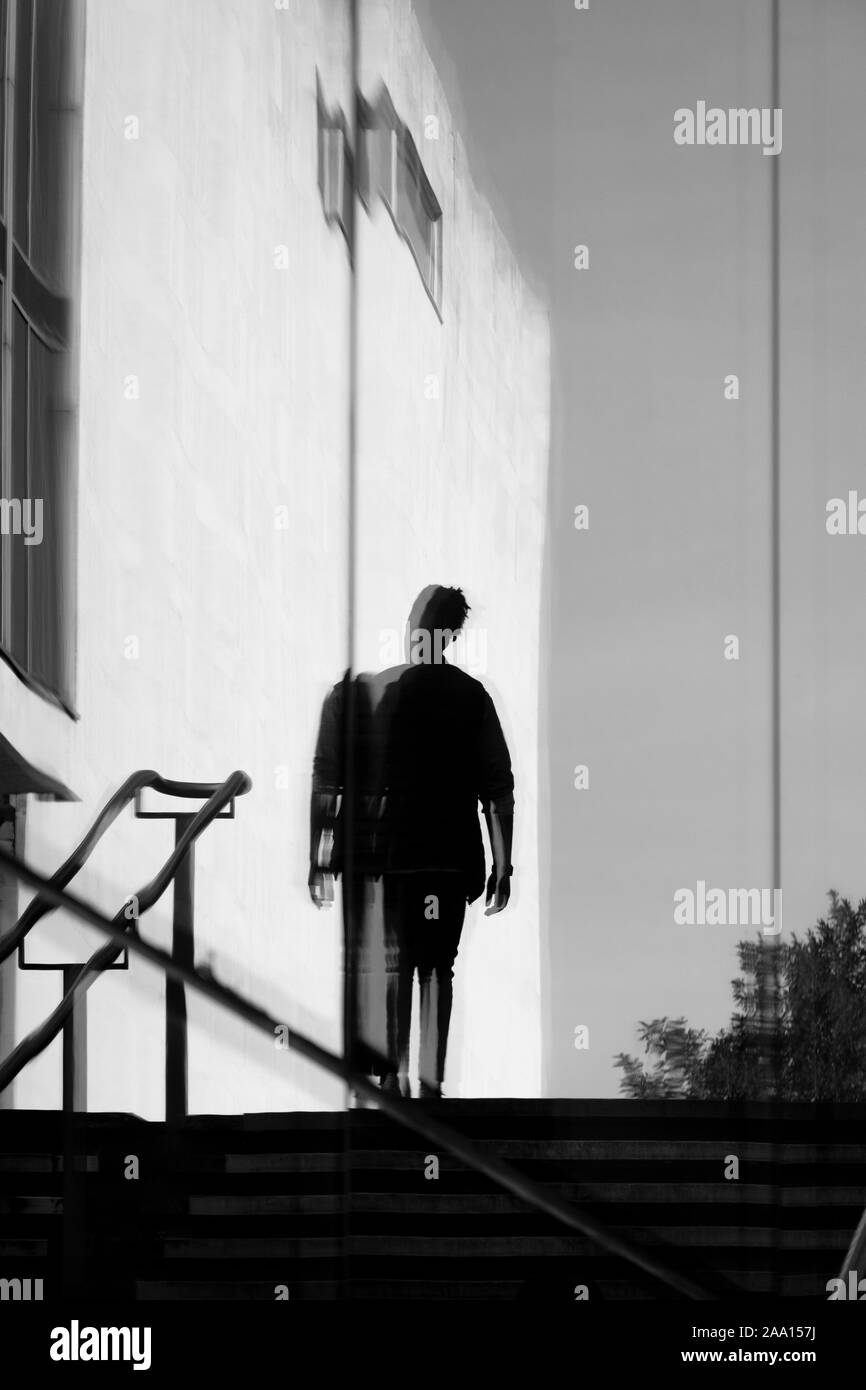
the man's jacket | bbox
[310,662,513,904]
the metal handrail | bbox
[0,846,714,1300]
[840,1207,866,1283]
[0,771,252,1094]
[0,770,251,966]
[0,770,143,965]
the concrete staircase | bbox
[1,1102,863,1300]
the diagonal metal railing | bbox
[0,845,715,1300]
[0,769,142,966]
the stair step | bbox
[134,1280,339,1300]
[350,1279,526,1299]
[0,1197,62,1215]
[3,1105,863,1301]
[165,1236,342,1259]
[214,1146,866,1174]
[0,1237,49,1256]
[183,1185,866,1214]
[0,1153,98,1173]
[189,1194,343,1215]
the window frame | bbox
[316,71,354,251]
[0,0,80,716]
[360,83,443,319]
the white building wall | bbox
[2,0,549,1113]
[355,0,550,1096]
[4,0,352,1115]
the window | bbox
[317,73,353,250]
[394,125,442,311]
[360,84,443,315]
[0,0,82,712]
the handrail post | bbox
[61,965,87,1296]
[166,814,194,1123]
[61,965,87,1112]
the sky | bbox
[413,0,866,1095]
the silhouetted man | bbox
[309,585,514,1098]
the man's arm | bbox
[309,793,338,908]
[309,683,343,909]
[479,690,515,916]
[483,803,513,915]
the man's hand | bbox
[483,803,513,917]
[308,867,335,910]
[484,870,511,916]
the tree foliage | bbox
[615,893,866,1101]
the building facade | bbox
[0,0,550,1115]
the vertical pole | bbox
[62,965,87,1113]
[766,0,781,1100]
[61,966,87,1297]
[0,0,17,644]
[0,803,19,1110]
[165,815,194,1123]
[343,0,360,1073]
[767,0,782,1298]
[340,0,361,1303]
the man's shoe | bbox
[380,1071,412,1099]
